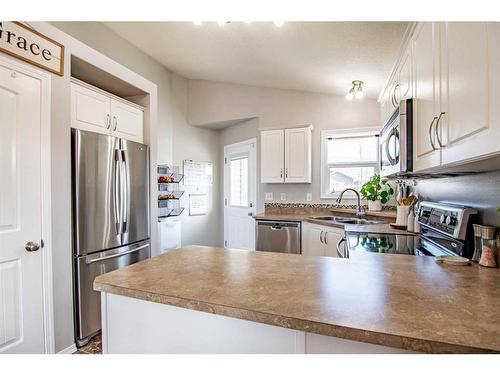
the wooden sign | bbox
[0,21,64,76]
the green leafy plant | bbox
[361,236,395,253]
[360,174,394,204]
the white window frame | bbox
[320,128,380,199]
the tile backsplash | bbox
[413,170,500,227]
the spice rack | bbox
[157,165,185,220]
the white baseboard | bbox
[57,343,77,354]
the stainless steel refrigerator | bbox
[71,129,150,347]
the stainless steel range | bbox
[344,201,477,258]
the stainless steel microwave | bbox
[379,99,413,177]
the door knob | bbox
[25,241,40,252]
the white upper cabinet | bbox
[488,22,500,155]
[284,127,312,183]
[440,22,499,165]
[380,22,500,172]
[71,82,111,135]
[260,126,312,183]
[71,81,144,143]
[111,99,144,143]
[260,129,285,183]
[396,45,412,102]
[412,22,442,171]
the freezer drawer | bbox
[255,220,301,254]
[74,240,150,346]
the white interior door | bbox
[0,60,47,353]
[224,140,257,250]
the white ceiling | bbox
[104,21,407,99]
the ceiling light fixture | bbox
[217,21,230,27]
[274,21,285,27]
[346,80,364,100]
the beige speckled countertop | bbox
[94,246,500,353]
[253,211,413,235]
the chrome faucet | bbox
[335,188,366,218]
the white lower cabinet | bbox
[302,222,343,258]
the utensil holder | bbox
[396,206,410,227]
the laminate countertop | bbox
[94,246,500,353]
[253,212,413,235]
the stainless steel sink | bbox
[310,216,387,225]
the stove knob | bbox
[440,214,446,224]
[446,216,456,226]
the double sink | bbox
[309,216,387,225]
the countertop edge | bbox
[93,281,493,354]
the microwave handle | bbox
[385,128,399,166]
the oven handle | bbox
[86,244,149,264]
[336,237,346,258]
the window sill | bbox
[320,192,361,200]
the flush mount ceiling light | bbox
[346,80,364,100]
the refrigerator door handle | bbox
[121,149,128,234]
[114,149,122,235]
[85,243,149,264]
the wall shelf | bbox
[157,165,184,220]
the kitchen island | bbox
[94,246,500,354]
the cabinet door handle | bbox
[428,116,438,151]
[113,116,117,131]
[324,231,328,245]
[285,168,288,179]
[106,114,111,129]
[319,230,324,244]
[435,112,446,148]
[280,168,283,179]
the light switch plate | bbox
[280,193,287,201]
[265,192,273,201]
[306,193,312,202]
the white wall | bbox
[42,22,221,352]
[170,74,222,247]
[9,22,380,352]
[198,80,381,211]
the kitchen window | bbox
[321,129,379,199]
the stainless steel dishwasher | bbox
[255,220,301,254]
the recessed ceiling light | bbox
[217,21,228,27]
[274,21,285,27]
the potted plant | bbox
[360,174,394,212]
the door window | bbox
[230,156,249,207]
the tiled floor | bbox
[74,334,102,354]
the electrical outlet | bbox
[306,193,312,202]
[265,192,273,201]
[280,193,287,201]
